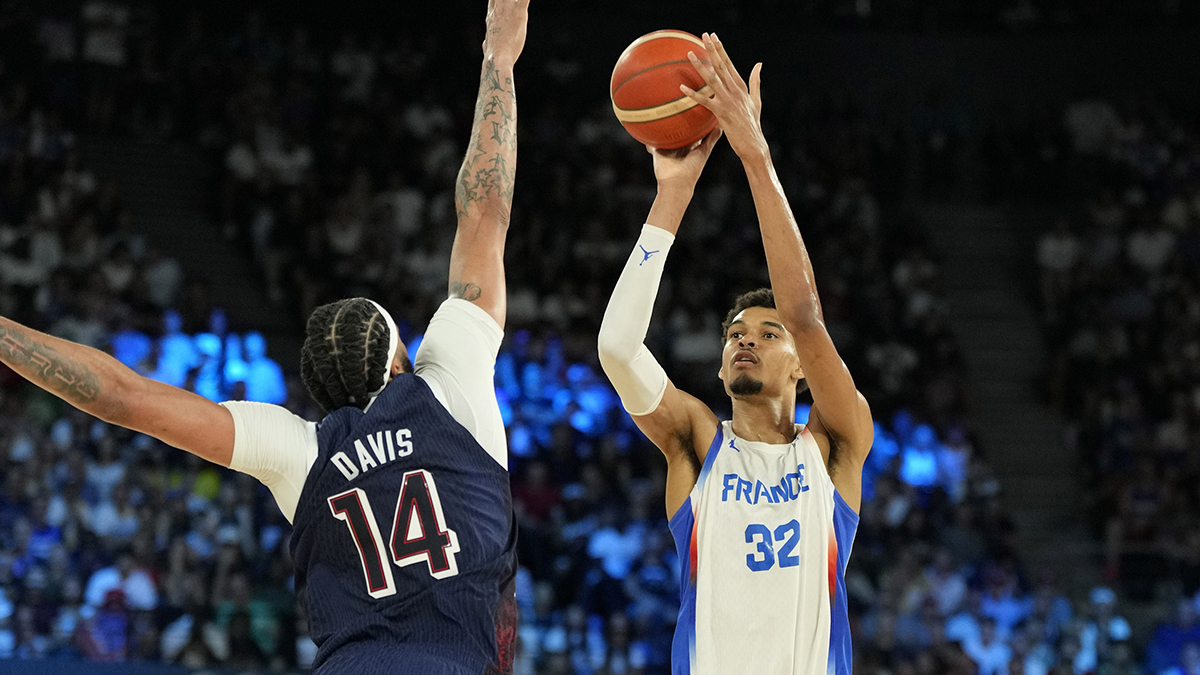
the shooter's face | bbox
[718,306,804,400]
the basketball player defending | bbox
[598,34,872,675]
[0,1,529,673]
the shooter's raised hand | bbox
[483,0,531,64]
[648,127,723,193]
[680,33,767,162]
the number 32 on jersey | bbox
[745,519,800,572]
[328,469,461,599]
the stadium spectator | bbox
[1162,641,1200,675]
[1032,97,1200,616]
[964,618,1013,675]
[1148,600,1200,675]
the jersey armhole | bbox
[832,489,860,526]
[832,488,859,574]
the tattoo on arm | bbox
[0,325,102,406]
[456,58,517,220]
[449,281,483,302]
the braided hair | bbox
[300,298,397,413]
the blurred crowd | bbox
[1034,99,1200,670]
[0,2,1193,675]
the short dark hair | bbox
[300,298,393,413]
[720,287,776,338]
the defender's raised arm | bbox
[0,317,235,466]
[449,0,530,329]
[682,33,873,509]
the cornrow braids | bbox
[300,298,394,413]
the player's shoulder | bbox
[223,400,318,434]
[313,403,364,444]
[684,391,721,441]
[428,298,503,339]
[413,298,504,377]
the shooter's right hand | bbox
[648,127,723,195]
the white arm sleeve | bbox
[597,224,674,416]
[414,298,507,468]
[220,401,318,524]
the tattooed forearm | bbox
[0,324,102,406]
[449,281,483,302]
[456,58,518,220]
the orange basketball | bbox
[611,30,718,150]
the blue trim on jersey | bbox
[696,424,724,491]
[829,489,859,675]
[668,495,695,675]
[668,424,724,675]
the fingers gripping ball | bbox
[611,30,719,150]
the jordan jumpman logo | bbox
[638,245,659,266]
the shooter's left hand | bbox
[680,33,768,163]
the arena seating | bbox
[1029,97,1200,672]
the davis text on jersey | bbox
[329,428,415,481]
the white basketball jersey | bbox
[668,421,858,675]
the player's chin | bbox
[728,374,765,397]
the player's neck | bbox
[730,395,797,445]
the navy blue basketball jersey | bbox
[290,373,517,675]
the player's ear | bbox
[786,334,803,380]
[391,344,411,377]
[789,351,804,382]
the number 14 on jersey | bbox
[328,469,461,599]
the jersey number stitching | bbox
[744,519,801,572]
[328,470,462,598]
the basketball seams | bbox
[618,30,704,57]
[610,29,718,149]
[611,85,713,123]
[611,59,708,97]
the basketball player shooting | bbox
[0,1,529,673]
[598,33,873,675]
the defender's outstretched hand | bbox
[484,0,531,63]
[648,127,723,192]
[451,0,530,328]
[680,33,767,162]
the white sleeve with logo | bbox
[221,401,319,524]
[414,298,507,469]
[597,224,673,416]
